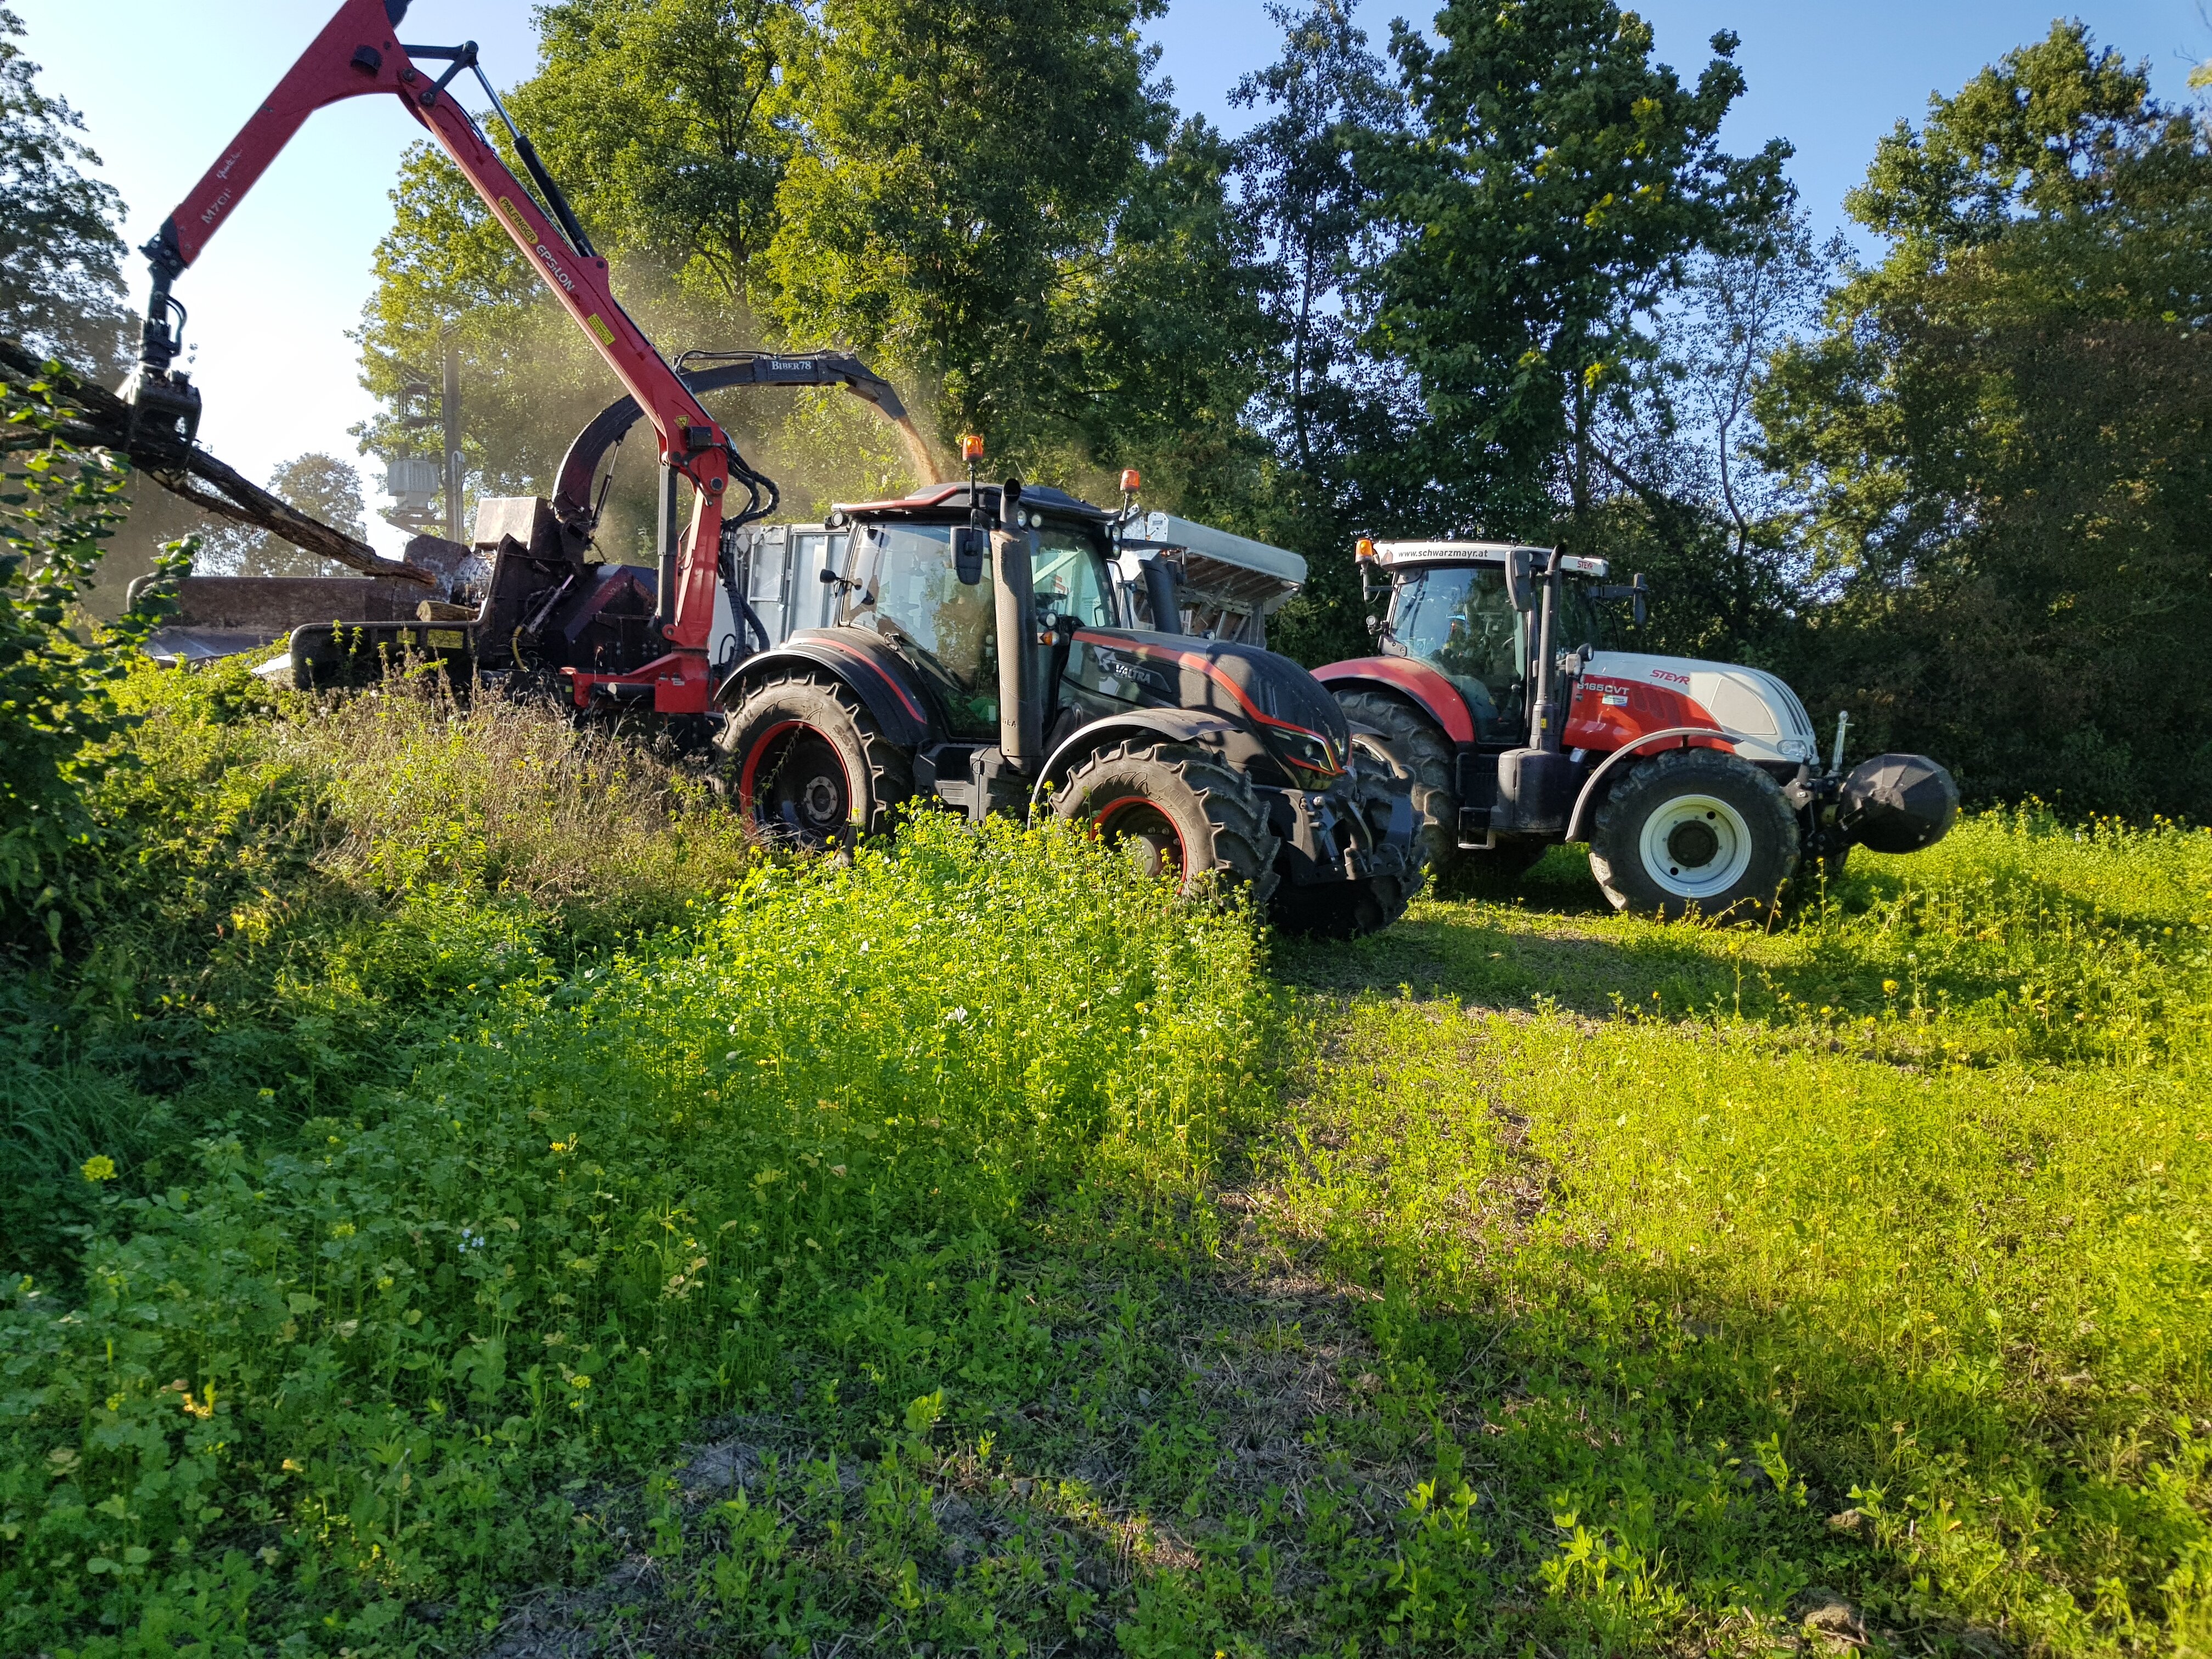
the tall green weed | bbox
[0,811,1267,1655]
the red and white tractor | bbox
[1316,540,1959,919]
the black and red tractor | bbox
[713,467,1423,938]
[1316,539,1959,920]
[106,0,1421,938]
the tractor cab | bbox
[820,482,1121,742]
[1353,540,1629,751]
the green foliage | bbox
[767,0,1164,442]
[1353,0,1789,535]
[766,0,1274,501]
[4,640,2210,1654]
[1757,21,2212,815]
[0,5,132,377]
[0,366,180,950]
[1219,2,1398,668]
[1255,810,2212,1653]
[529,0,802,305]
[1230,0,1393,485]
[0,780,1263,1654]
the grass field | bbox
[3,664,2209,1657]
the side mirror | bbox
[1503,549,1537,614]
[953,526,986,585]
[1595,573,1650,628]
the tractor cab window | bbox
[1559,579,1615,656]
[1389,563,1527,738]
[1030,526,1116,629]
[852,521,1118,733]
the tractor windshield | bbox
[1389,563,1528,738]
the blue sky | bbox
[13,0,2205,552]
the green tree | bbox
[1352,0,1788,539]
[764,0,1167,458]
[521,0,800,305]
[0,7,132,379]
[1051,116,1278,507]
[1581,208,1835,665]
[1217,1,1398,666]
[1230,0,1393,482]
[357,1,803,518]
[1757,21,2212,812]
[196,454,366,578]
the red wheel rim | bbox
[740,720,854,844]
[1093,795,1189,883]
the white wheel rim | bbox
[1638,792,1754,900]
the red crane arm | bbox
[133,0,731,713]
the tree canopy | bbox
[0,6,131,379]
[1351,0,1790,539]
[1757,21,2212,812]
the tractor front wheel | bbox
[1053,741,1282,907]
[1336,689,1454,879]
[716,672,914,848]
[1267,758,1424,939]
[1589,748,1799,923]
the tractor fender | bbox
[1562,727,1741,842]
[716,629,935,749]
[1031,708,1250,811]
[1313,658,1479,746]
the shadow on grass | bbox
[1278,841,2209,1064]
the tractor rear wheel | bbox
[716,672,914,848]
[1336,689,1454,878]
[1053,741,1282,907]
[1589,748,1799,923]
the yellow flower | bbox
[80,1155,117,1183]
[1882,980,1900,996]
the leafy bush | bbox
[0,809,1266,1655]
[0,362,182,950]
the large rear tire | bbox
[1335,687,1544,900]
[715,672,915,848]
[1052,741,1282,907]
[1589,749,1799,923]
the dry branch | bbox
[1,337,436,587]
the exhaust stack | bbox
[994,478,1040,769]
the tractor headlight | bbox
[1277,729,1343,780]
[1779,736,1815,764]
